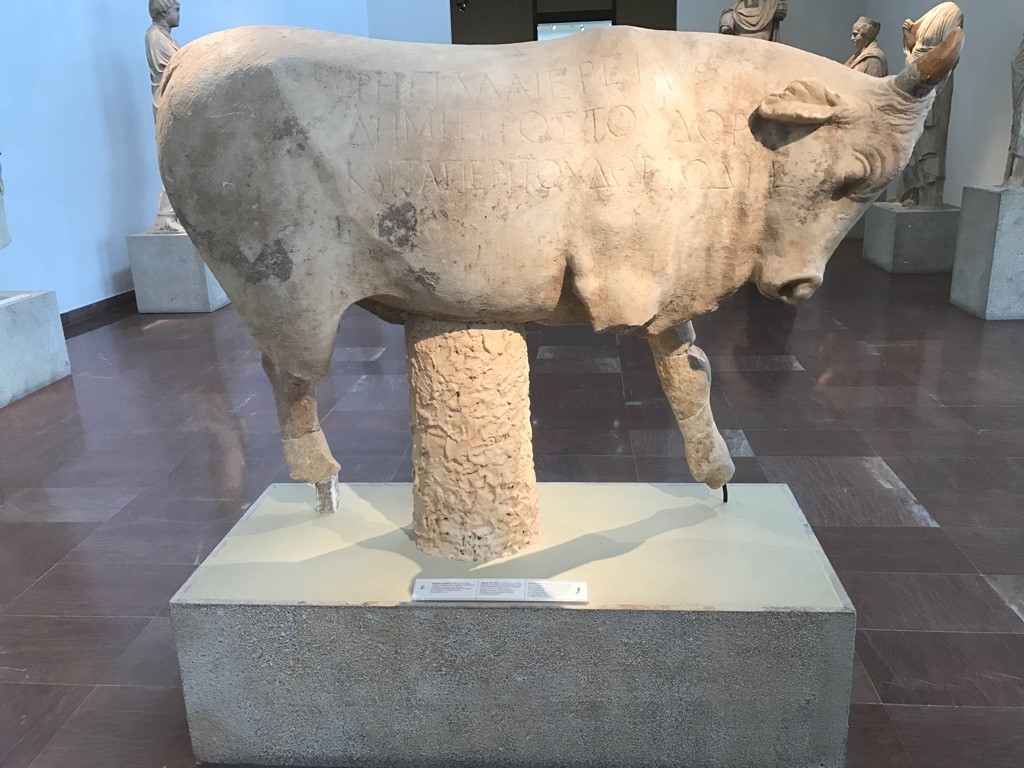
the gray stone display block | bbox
[172,483,855,768]
[0,290,71,408]
[126,233,229,313]
[843,192,883,241]
[950,185,1024,320]
[863,201,961,273]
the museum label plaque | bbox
[412,578,589,602]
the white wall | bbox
[0,1,369,314]
[677,0,859,62]
[368,0,452,43]
[865,0,1024,204]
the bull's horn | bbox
[893,26,964,98]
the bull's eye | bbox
[833,152,873,201]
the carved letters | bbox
[345,154,752,196]
[352,53,642,106]
[337,54,757,200]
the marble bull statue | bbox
[157,16,963,512]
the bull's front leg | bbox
[647,322,735,489]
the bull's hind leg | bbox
[648,322,735,489]
[262,354,341,514]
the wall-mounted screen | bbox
[536,19,612,42]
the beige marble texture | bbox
[406,318,538,560]
[157,10,963,546]
[650,322,733,488]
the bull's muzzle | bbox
[760,276,822,304]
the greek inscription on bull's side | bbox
[345,101,753,151]
[594,52,642,89]
[585,105,637,142]
[345,152,755,197]
[679,157,751,190]
[667,109,748,146]
[691,61,719,87]
[346,103,649,147]
[351,53,641,108]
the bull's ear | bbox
[758,79,855,126]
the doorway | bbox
[450,0,676,45]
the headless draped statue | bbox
[0,156,9,251]
[845,17,888,78]
[897,2,964,207]
[719,0,787,42]
[1006,35,1024,185]
[718,9,736,35]
[146,0,185,234]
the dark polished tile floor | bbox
[1,243,1023,767]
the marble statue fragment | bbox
[146,0,185,234]
[1006,34,1024,185]
[845,17,888,78]
[0,157,9,251]
[718,9,736,35]
[896,2,964,207]
[157,9,963,560]
[719,0,787,42]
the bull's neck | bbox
[665,243,758,328]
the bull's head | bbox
[750,26,963,304]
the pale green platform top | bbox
[174,483,852,612]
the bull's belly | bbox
[360,238,572,324]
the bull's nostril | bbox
[778,278,817,302]
[777,279,803,298]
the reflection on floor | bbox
[1,242,1023,767]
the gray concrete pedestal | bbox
[126,233,229,313]
[863,202,961,273]
[0,290,71,408]
[172,482,855,768]
[950,185,1024,320]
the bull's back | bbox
[160,27,591,320]
[158,26,880,326]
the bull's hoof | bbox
[315,475,341,515]
[700,455,736,490]
[685,431,735,490]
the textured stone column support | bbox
[405,317,539,562]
